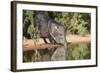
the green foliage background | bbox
[50,12,91,35]
[23,10,91,62]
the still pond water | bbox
[23,42,91,62]
[66,42,91,60]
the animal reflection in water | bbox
[23,11,67,61]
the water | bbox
[66,42,91,60]
[23,42,91,62]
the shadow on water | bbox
[66,42,91,60]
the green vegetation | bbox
[51,12,90,36]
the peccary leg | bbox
[43,37,48,43]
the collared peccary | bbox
[34,11,67,61]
